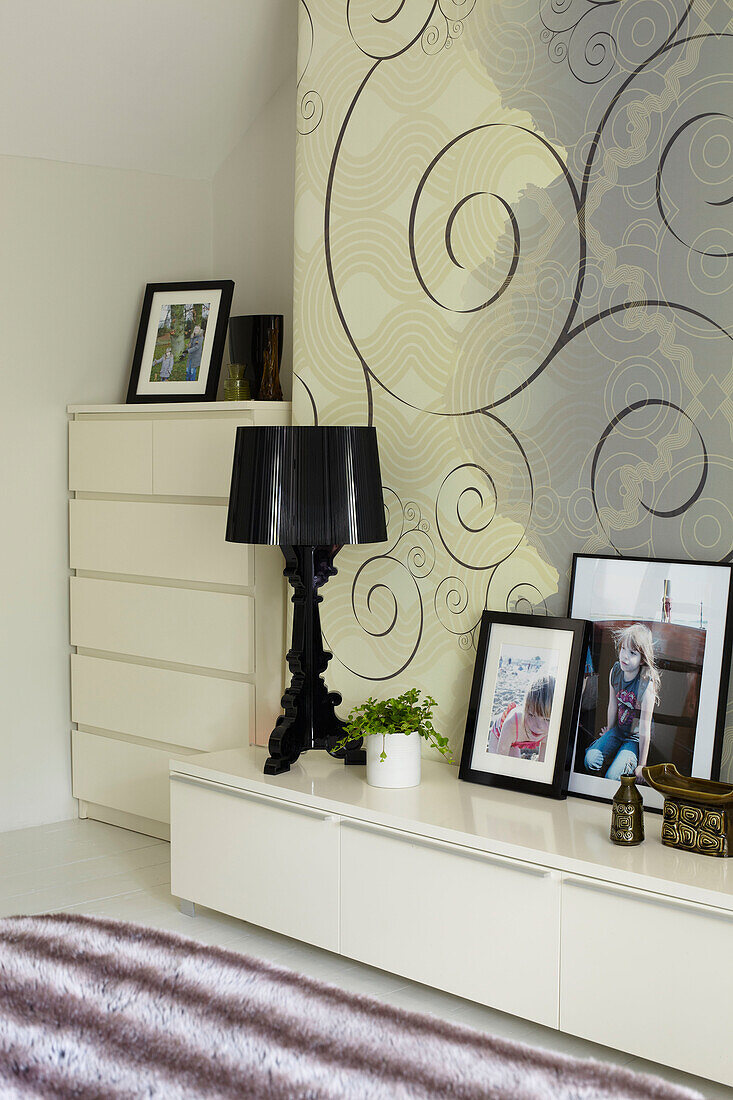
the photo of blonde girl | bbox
[489,674,556,763]
[568,555,731,807]
[583,624,660,782]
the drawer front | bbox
[170,777,339,951]
[561,877,733,1084]
[71,654,254,751]
[69,499,252,586]
[70,576,254,673]
[340,822,560,1026]
[72,730,190,823]
[152,418,252,497]
[69,420,153,494]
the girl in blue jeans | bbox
[584,624,660,783]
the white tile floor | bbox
[1,816,729,1098]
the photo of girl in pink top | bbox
[488,674,556,763]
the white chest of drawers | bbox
[170,747,733,1086]
[68,402,290,838]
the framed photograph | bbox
[126,280,234,403]
[459,612,590,799]
[568,554,733,810]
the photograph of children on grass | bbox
[487,645,558,764]
[127,280,233,403]
[150,302,209,384]
[569,555,733,808]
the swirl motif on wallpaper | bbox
[435,448,533,569]
[539,0,619,84]
[590,398,710,548]
[299,0,732,744]
[345,0,476,60]
[322,491,437,681]
[504,583,550,615]
[347,0,443,59]
[297,0,324,133]
[434,575,471,637]
[421,0,477,53]
[408,123,578,324]
[656,111,733,257]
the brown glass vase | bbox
[258,321,283,401]
[610,774,645,845]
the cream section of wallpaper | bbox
[293,0,560,757]
[292,0,733,771]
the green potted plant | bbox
[335,689,451,788]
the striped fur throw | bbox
[0,914,701,1099]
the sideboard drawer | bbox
[70,576,254,673]
[152,418,252,497]
[72,730,191,823]
[69,499,253,586]
[69,420,153,493]
[170,776,340,952]
[560,876,733,1085]
[340,821,561,1027]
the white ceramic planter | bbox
[366,732,421,788]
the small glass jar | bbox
[224,363,251,401]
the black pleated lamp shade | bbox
[226,426,388,546]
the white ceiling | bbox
[0,0,297,179]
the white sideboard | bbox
[68,402,290,839]
[170,747,733,1087]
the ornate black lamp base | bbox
[264,545,365,775]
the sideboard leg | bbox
[179,898,196,918]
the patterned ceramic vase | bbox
[643,764,733,857]
[610,774,645,845]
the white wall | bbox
[212,77,296,398]
[0,153,212,832]
[0,25,297,833]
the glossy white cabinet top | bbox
[170,745,733,911]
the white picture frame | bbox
[568,554,733,809]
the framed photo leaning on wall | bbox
[126,280,234,403]
[568,554,733,810]
[459,612,590,799]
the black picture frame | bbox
[126,280,234,403]
[459,611,590,800]
[567,553,733,809]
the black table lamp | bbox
[227,425,388,775]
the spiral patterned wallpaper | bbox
[292,0,733,772]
